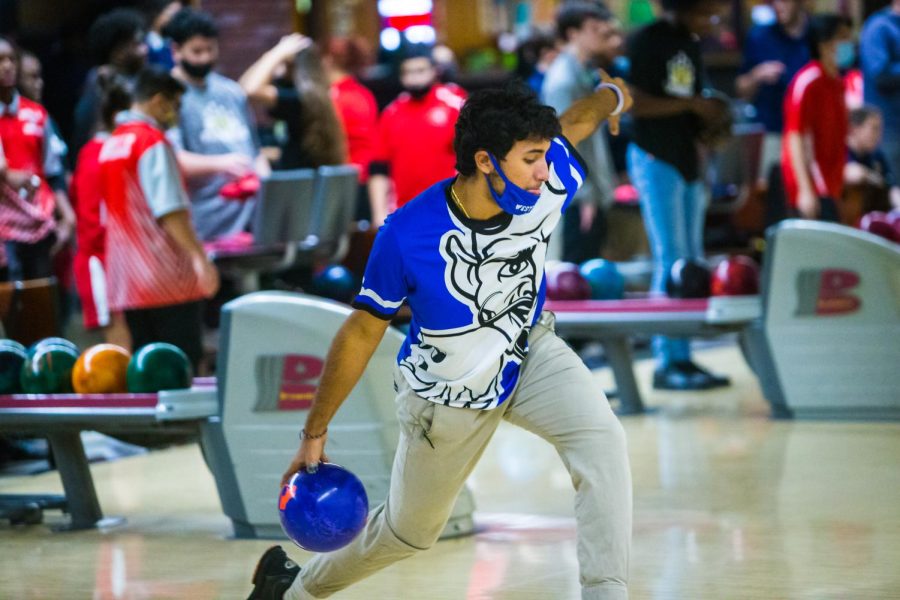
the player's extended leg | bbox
[283,370,507,599]
[504,314,632,600]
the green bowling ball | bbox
[29,337,79,355]
[20,343,79,394]
[126,343,193,393]
[0,340,27,394]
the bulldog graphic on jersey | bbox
[352,136,587,410]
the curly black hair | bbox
[88,9,145,66]
[454,84,561,176]
[162,7,218,45]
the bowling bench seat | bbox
[208,166,359,292]
[545,295,761,414]
[0,380,218,529]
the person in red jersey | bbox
[0,36,76,281]
[70,71,133,346]
[368,47,466,225]
[99,66,218,368]
[782,14,854,221]
[324,37,379,220]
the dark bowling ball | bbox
[711,256,760,296]
[279,463,369,552]
[887,210,900,236]
[0,340,27,394]
[579,259,625,300]
[546,262,592,301]
[20,343,79,394]
[126,343,193,393]
[666,258,712,299]
[312,265,359,303]
[859,211,900,244]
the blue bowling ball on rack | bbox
[278,463,369,552]
[579,259,625,300]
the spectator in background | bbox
[164,7,269,242]
[782,14,854,221]
[71,71,133,348]
[845,105,900,209]
[736,0,810,187]
[860,0,900,185]
[142,0,182,70]
[239,34,347,170]
[0,36,76,281]
[516,32,560,95]
[324,37,379,220]
[0,138,7,280]
[626,0,732,390]
[542,1,620,263]
[369,47,466,226]
[99,66,218,368]
[18,50,69,186]
[72,9,148,157]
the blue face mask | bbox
[836,41,856,70]
[485,154,541,216]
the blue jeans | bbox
[627,144,707,368]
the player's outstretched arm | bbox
[559,70,633,146]
[280,309,391,486]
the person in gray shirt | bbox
[542,1,620,263]
[163,7,270,242]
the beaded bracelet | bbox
[300,428,328,440]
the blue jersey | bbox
[352,136,586,409]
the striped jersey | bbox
[0,93,58,243]
[99,111,205,311]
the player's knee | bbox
[388,514,444,552]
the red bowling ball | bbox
[858,211,900,244]
[711,256,760,296]
[546,262,592,301]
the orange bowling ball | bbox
[72,344,132,394]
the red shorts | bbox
[73,252,110,329]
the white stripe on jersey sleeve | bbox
[358,286,405,309]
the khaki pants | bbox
[291,313,632,600]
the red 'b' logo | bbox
[795,269,861,316]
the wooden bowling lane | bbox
[2,345,900,599]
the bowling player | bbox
[249,81,633,599]
[99,66,219,370]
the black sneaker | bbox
[678,361,731,389]
[247,545,301,600]
[653,363,707,390]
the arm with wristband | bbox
[558,71,632,146]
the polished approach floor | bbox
[1,344,899,599]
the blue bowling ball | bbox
[312,265,359,303]
[279,463,369,552]
[580,259,625,300]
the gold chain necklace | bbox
[450,182,471,219]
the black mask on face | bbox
[403,83,432,99]
[181,59,214,80]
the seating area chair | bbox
[0,277,60,346]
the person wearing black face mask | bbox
[161,7,270,245]
[367,48,467,226]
